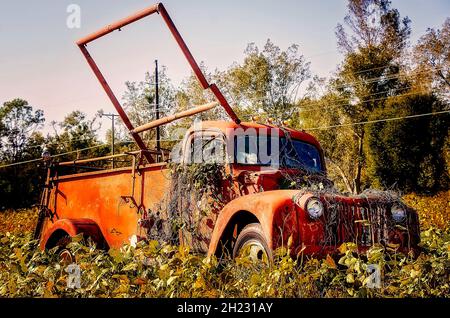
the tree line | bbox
[1,0,448,209]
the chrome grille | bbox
[323,201,389,246]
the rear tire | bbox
[232,223,272,263]
[56,236,75,264]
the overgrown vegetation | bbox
[403,191,450,231]
[148,163,231,251]
[0,221,448,298]
[0,208,38,234]
[0,193,448,298]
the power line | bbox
[323,68,432,92]
[5,61,431,125]
[0,144,106,169]
[24,136,101,150]
[303,110,450,131]
[299,84,424,111]
[322,64,434,90]
[338,64,409,77]
[238,68,430,107]
[239,88,431,121]
[0,137,184,170]
[299,88,428,113]
[20,132,129,150]
[13,114,175,151]
[0,157,43,169]
[0,141,134,169]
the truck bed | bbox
[41,163,170,248]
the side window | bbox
[188,133,225,164]
[235,135,258,164]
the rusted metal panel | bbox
[209,84,241,124]
[157,3,210,90]
[40,165,170,249]
[132,102,219,134]
[76,4,160,46]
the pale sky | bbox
[0,0,449,138]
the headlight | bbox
[305,197,324,220]
[391,204,406,222]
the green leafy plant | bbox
[0,192,448,298]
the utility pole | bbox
[101,113,119,169]
[155,59,161,161]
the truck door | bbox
[179,130,227,252]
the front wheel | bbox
[232,223,272,264]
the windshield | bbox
[234,135,323,172]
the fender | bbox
[208,190,307,256]
[40,218,107,250]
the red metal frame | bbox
[77,2,240,163]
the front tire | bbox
[232,223,272,263]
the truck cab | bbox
[173,121,421,260]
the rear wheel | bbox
[232,223,272,264]
[56,236,75,264]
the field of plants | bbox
[0,191,448,298]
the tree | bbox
[0,99,45,209]
[298,89,358,193]
[413,18,450,101]
[45,110,106,164]
[301,0,411,194]
[122,66,176,148]
[366,93,449,193]
[336,0,411,57]
[159,63,229,150]
[0,99,44,163]
[175,64,225,119]
[221,39,310,122]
